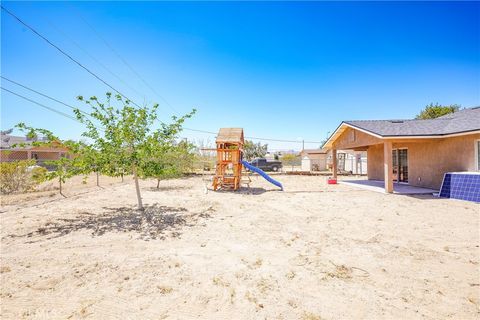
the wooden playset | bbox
[203,128,283,191]
[212,128,246,191]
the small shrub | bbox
[0,160,44,194]
[31,166,48,184]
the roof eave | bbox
[323,123,480,150]
[322,122,383,150]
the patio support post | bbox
[332,148,337,179]
[383,141,393,193]
[27,151,32,160]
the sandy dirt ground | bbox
[1,175,479,319]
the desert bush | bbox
[31,166,48,184]
[0,160,45,194]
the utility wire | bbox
[1,5,141,108]
[2,6,322,146]
[46,19,148,101]
[2,87,79,122]
[66,13,322,144]
[68,3,178,114]
[182,127,322,144]
[4,78,323,145]
[245,136,321,144]
[1,76,90,117]
[1,80,106,132]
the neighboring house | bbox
[0,134,69,167]
[323,107,480,192]
[326,150,368,175]
[300,148,328,171]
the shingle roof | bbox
[301,148,328,154]
[0,135,31,149]
[216,128,244,143]
[344,107,480,137]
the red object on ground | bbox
[327,178,337,184]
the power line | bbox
[1,5,141,108]
[4,79,323,145]
[2,6,322,145]
[46,19,148,101]
[183,127,217,135]
[64,9,323,144]
[4,83,323,145]
[3,76,193,139]
[182,127,322,144]
[1,87,79,122]
[68,3,178,114]
[1,80,106,132]
[245,136,321,144]
[1,76,91,117]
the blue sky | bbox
[2,1,479,150]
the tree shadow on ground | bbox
[21,204,213,242]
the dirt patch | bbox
[1,175,478,319]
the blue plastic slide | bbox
[241,160,283,191]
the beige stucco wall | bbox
[366,133,480,189]
[366,144,384,180]
[394,134,479,189]
[331,126,480,189]
[332,127,382,150]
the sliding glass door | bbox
[392,148,408,183]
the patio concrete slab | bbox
[339,179,438,195]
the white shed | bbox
[301,156,312,171]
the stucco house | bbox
[0,134,69,167]
[323,107,480,192]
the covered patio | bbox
[324,122,397,193]
[339,179,438,195]
[323,109,480,192]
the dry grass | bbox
[302,312,323,320]
[157,285,173,294]
[325,262,353,280]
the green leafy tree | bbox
[15,124,83,196]
[75,143,105,187]
[243,140,268,161]
[75,93,195,210]
[16,93,195,207]
[45,156,83,197]
[415,103,461,119]
[173,140,196,174]
[281,153,300,171]
[140,145,190,189]
[139,131,195,189]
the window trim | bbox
[392,147,409,184]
